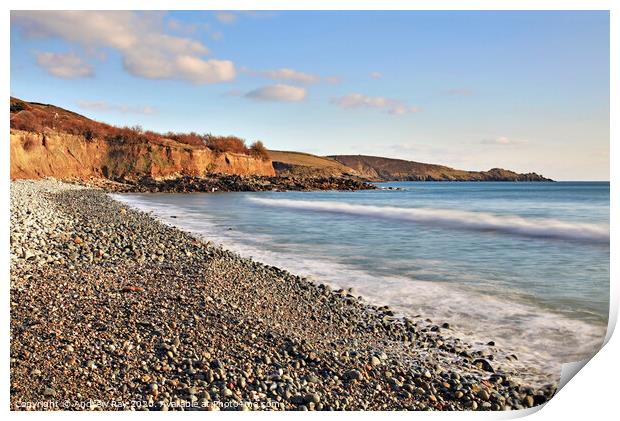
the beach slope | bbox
[10,180,554,411]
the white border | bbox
[3,1,616,420]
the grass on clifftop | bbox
[10,97,269,160]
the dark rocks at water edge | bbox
[10,180,556,411]
[80,174,377,193]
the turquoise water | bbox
[114,182,609,384]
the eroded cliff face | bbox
[10,130,276,180]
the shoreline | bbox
[11,173,563,197]
[117,189,604,388]
[10,179,556,411]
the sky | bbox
[10,10,610,180]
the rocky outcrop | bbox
[10,130,275,180]
[81,174,376,193]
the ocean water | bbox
[113,181,609,385]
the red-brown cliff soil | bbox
[10,98,275,180]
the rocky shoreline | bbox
[69,174,377,193]
[10,180,555,411]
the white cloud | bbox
[35,52,93,79]
[77,100,157,115]
[13,11,236,84]
[370,71,383,80]
[245,84,307,102]
[331,93,420,115]
[215,12,238,24]
[481,136,528,146]
[244,67,321,84]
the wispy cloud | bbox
[331,93,420,115]
[245,84,307,102]
[370,71,383,80]
[243,67,321,84]
[167,18,204,35]
[35,52,93,79]
[167,18,223,41]
[210,31,224,40]
[445,88,474,96]
[243,66,341,85]
[13,11,236,84]
[324,76,342,85]
[215,11,277,24]
[480,136,528,146]
[243,11,278,19]
[77,100,157,115]
[215,12,238,24]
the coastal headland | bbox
[10,98,551,192]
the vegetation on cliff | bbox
[10,97,267,159]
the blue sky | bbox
[10,11,609,180]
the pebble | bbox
[304,393,320,404]
[43,387,57,397]
[473,358,494,373]
[343,369,362,382]
[478,390,490,401]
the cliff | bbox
[10,130,275,180]
[329,155,552,182]
[10,97,275,181]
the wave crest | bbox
[249,198,609,244]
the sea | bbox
[112,181,610,386]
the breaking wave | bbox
[249,198,609,244]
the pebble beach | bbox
[10,179,556,411]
